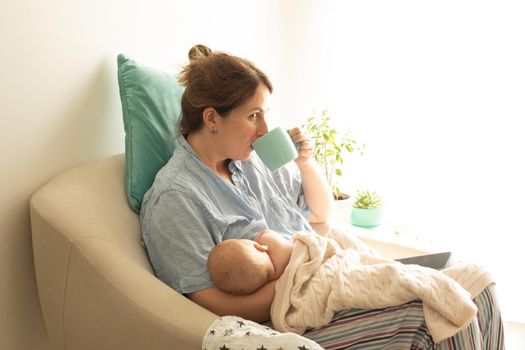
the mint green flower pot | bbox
[350,207,383,227]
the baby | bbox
[207,230,293,294]
[208,228,484,342]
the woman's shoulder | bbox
[144,149,207,203]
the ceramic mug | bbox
[252,127,298,172]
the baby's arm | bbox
[254,230,293,280]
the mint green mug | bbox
[252,127,298,172]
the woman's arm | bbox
[297,158,333,223]
[188,280,277,323]
[289,127,333,223]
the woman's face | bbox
[215,83,271,161]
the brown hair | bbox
[178,44,273,135]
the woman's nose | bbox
[257,121,269,137]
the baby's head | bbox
[207,238,274,295]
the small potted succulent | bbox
[350,190,383,227]
[302,110,364,200]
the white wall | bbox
[0,1,275,348]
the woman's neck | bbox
[187,131,232,182]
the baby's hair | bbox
[208,240,269,295]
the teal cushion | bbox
[117,54,184,213]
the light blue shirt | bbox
[140,135,313,294]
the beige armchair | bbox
[30,154,425,350]
[30,154,217,350]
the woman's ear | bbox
[202,107,218,129]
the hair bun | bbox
[188,44,213,62]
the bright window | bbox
[277,0,525,322]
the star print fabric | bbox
[202,316,323,350]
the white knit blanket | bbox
[270,229,493,343]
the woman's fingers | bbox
[288,127,313,161]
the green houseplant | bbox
[302,110,364,200]
[350,190,383,227]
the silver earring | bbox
[211,127,217,134]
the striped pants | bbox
[303,283,504,349]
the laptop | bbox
[395,251,452,270]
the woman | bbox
[140,45,504,349]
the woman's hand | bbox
[288,127,313,165]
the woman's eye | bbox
[249,113,259,121]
